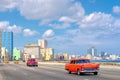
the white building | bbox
[38,39,47,48]
[24,44,40,59]
[1,47,9,61]
[109,54,118,60]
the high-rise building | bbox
[2,32,13,60]
[38,39,47,48]
[0,29,2,59]
[87,47,97,57]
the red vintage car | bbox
[65,58,99,75]
[26,58,38,67]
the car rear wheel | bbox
[94,72,98,75]
[36,65,38,67]
[68,71,71,74]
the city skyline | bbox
[0,0,120,55]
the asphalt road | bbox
[0,62,120,80]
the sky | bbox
[0,0,120,55]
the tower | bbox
[0,29,2,59]
[87,47,97,57]
[2,32,13,60]
[38,39,47,48]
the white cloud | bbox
[79,12,114,28]
[47,29,101,51]
[77,12,120,38]
[47,11,120,49]
[23,29,38,36]
[59,16,76,23]
[7,25,22,34]
[0,21,22,34]
[18,0,84,25]
[42,29,54,38]
[0,0,85,29]
[49,23,70,29]
[0,0,19,11]
[113,6,120,14]
[0,21,9,28]
[113,20,120,27]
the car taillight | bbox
[97,64,100,70]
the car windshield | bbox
[28,59,36,62]
[31,59,35,61]
[76,60,90,64]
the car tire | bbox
[68,71,71,74]
[94,72,98,75]
[77,69,81,75]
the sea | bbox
[91,60,120,63]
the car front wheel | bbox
[77,69,81,75]
[94,72,98,75]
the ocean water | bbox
[91,60,120,63]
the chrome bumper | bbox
[81,69,99,73]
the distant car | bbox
[26,58,38,67]
[65,58,99,75]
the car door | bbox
[69,60,76,72]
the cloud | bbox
[59,16,76,23]
[0,0,85,29]
[18,0,84,26]
[113,6,120,14]
[0,21,9,28]
[23,29,39,36]
[47,29,101,52]
[0,0,19,11]
[0,21,22,34]
[113,19,120,27]
[79,12,114,28]
[76,12,120,39]
[7,25,22,34]
[47,11,120,50]
[49,22,70,29]
[42,29,54,38]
